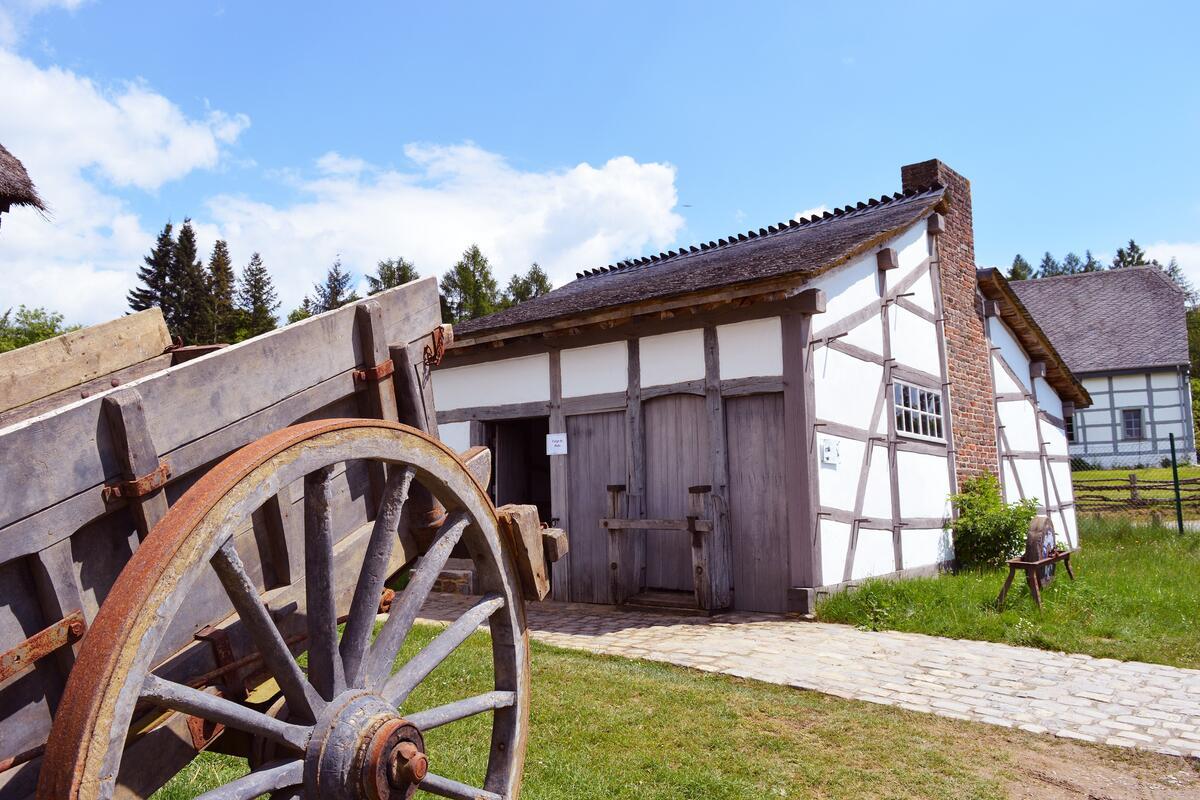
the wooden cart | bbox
[0,278,561,800]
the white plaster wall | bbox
[901,528,951,568]
[561,341,627,398]
[820,520,852,585]
[816,435,866,511]
[889,222,930,283]
[1088,390,1111,410]
[896,450,951,519]
[1117,390,1150,407]
[990,320,1031,392]
[890,306,941,377]
[1082,410,1113,441]
[809,250,879,333]
[1082,376,1108,394]
[1156,403,1182,421]
[841,311,885,355]
[906,270,938,314]
[1013,458,1047,505]
[438,421,471,453]
[433,353,550,410]
[1048,460,1074,506]
[1151,371,1179,389]
[1043,422,1069,457]
[813,347,883,429]
[1112,374,1145,391]
[717,317,783,378]
[992,354,1023,394]
[852,530,898,580]
[1035,377,1064,419]
[998,399,1040,451]
[640,329,705,387]
[1000,459,1020,503]
[1154,390,1182,409]
[862,445,893,519]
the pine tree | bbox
[207,239,237,343]
[500,263,553,308]
[1082,250,1106,272]
[1007,254,1034,281]
[167,219,209,343]
[1061,252,1083,275]
[441,244,500,322]
[236,252,279,339]
[288,297,315,324]
[367,257,420,295]
[1112,239,1157,269]
[310,257,360,312]
[1164,257,1198,306]
[1038,252,1063,277]
[128,221,174,314]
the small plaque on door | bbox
[546,433,568,456]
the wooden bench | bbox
[996,549,1077,610]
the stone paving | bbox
[419,592,1200,759]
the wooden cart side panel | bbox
[0,308,171,417]
[0,277,441,533]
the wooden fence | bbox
[1073,473,1200,513]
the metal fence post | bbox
[1171,432,1184,534]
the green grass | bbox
[817,518,1200,668]
[1072,464,1200,506]
[151,621,1186,800]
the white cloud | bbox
[1147,240,1200,288]
[0,48,249,322]
[0,0,87,47]
[201,144,684,315]
[795,204,829,221]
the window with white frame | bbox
[1121,408,1144,440]
[894,380,945,442]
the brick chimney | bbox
[901,159,997,488]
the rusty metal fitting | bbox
[354,358,396,384]
[102,461,171,502]
[389,741,428,787]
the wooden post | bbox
[702,326,734,610]
[355,302,400,510]
[1129,473,1140,504]
[102,388,169,545]
[782,289,826,605]
[390,343,429,433]
[624,338,647,593]
[606,484,628,605]
[687,486,713,610]
[548,349,571,601]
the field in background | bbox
[817,519,1200,669]
[1073,464,1200,516]
[155,623,1196,800]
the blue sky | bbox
[2,1,1198,324]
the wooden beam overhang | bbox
[976,268,1092,409]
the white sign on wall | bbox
[546,433,568,456]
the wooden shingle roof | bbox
[1010,267,1189,374]
[455,184,947,343]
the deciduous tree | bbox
[367,257,420,295]
[441,244,500,322]
[501,263,553,308]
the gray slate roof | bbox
[1009,267,1189,374]
[456,185,946,338]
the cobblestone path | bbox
[420,593,1200,759]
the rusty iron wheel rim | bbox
[38,419,530,800]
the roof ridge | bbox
[574,182,944,281]
[1011,264,1176,287]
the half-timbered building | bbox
[433,160,1090,613]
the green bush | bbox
[947,474,1038,569]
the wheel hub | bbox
[305,692,428,800]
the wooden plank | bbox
[560,392,626,416]
[496,504,551,601]
[702,326,733,610]
[0,307,171,415]
[880,269,903,573]
[624,339,646,594]
[564,410,626,603]
[436,401,552,424]
[0,278,441,532]
[391,344,430,433]
[640,380,705,401]
[725,393,789,611]
[0,353,173,430]
[601,518,713,532]
[101,389,168,543]
[782,309,818,589]
[642,394,709,591]
[718,376,783,397]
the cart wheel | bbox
[39,419,529,800]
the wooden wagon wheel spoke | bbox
[40,420,529,800]
[384,594,505,706]
[190,759,304,800]
[364,510,471,688]
[403,690,516,731]
[140,674,311,751]
[211,541,325,722]
[303,465,346,700]
[419,771,503,800]
[340,465,416,688]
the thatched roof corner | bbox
[0,143,46,215]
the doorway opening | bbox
[490,417,552,524]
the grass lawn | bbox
[1072,464,1200,508]
[153,623,1196,800]
[817,519,1200,669]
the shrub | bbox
[947,474,1039,569]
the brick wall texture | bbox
[901,160,998,488]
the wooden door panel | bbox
[643,395,709,591]
[565,411,626,604]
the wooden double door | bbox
[563,392,788,611]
